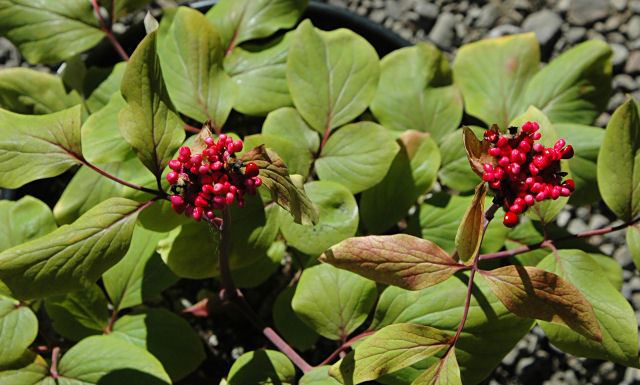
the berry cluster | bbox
[481,121,575,227]
[166,134,261,223]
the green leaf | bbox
[82,92,132,164]
[158,7,234,128]
[0,67,82,114]
[316,122,399,193]
[138,199,190,233]
[262,107,320,154]
[273,286,319,351]
[158,222,219,279]
[320,234,463,291]
[0,196,57,253]
[589,253,623,291]
[99,0,150,19]
[103,225,177,311]
[206,0,307,52]
[53,156,155,225]
[287,20,379,133]
[228,349,296,385]
[437,128,483,192]
[511,106,568,223]
[120,31,185,178]
[300,366,342,385]
[242,145,318,225]
[0,352,48,384]
[0,198,145,299]
[281,181,358,256]
[232,240,286,288]
[244,134,313,178]
[455,183,487,263]
[112,309,205,381]
[371,43,461,142]
[0,105,82,189]
[44,284,109,341]
[292,263,377,340]
[554,124,604,206]
[522,40,612,125]
[360,131,441,233]
[56,335,171,384]
[225,33,293,116]
[0,0,104,64]
[480,265,601,341]
[597,98,640,221]
[411,350,461,385]
[0,295,37,366]
[628,225,640,271]
[85,63,126,113]
[372,275,532,385]
[537,250,637,366]
[350,323,451,383]
[453,33,539,128]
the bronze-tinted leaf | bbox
[480,265,602,341]
[462,125,495,176]
[241,145,318,225]
[320,234,464,290]
[455,183,487,263]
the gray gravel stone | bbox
[567,0,610,25]
[611,43,630,68]
[415,2,438,20]
[487,24,522,38]
[475,3,500,28]
[567,27,587,43]
[612,0,628,11]
[0,38,19,67]
[627,15,640,38]
[428,12,456,49]
[523,10,563,51]
[614,73,638,91]
[625,50,640,73]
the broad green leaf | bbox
[372,274,532,385]
[437,128,482,192]
[99,0,150,19]
[292,263,377,340]
[44,284,109,341]
[589,253,623,291]
[523,40,612,125]
[273,286,319,351]
[555,124,604,206]
[138,199,190,232]
[103,226,177,311]
[232,240,286,288]
[505,218,548,266]
[56,335,171,384]
[0,68,81,114]
[300,366,341,385]
[60,56,87,97]
[537,250,637,366]
[242,145,318,225]
[262,107,320,154]
[0,105,82,189]
[411,350,461,385]
[316,122,399,193]
[53,156,155,225]
[158,7,234,128]
[0,0,104,64]
[85,63,126,113]
[349,323,451,383]
[120,31,185,178]
[281,181,358,256]
[597,98,640,221]
[480,265,601,341]
[511,106,568,223]
[0,198,145,299]
[225,33,293,116]
[206,0,307,52]
[360,131,441,233]
[320,234,463,291]
[227,349,296,385]
[287,20,379,133]
[244,134,313,178]
[82,92,131,164]
[112,309,205,381]
[453,33,539,128]
[0,196,57,253]
[628,225,640,270]
[0,351,48,384]
[371,43,461,142]
[158,222,219,279]
[455,183,487,263]
[0,295,37,365]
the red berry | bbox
[245,162,259,177]
[166,172,179,184]
[169,160,182,171]
[503,212,519,227]
[561,145,574,159]
[179,147,191,157]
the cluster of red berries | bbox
[482,121,575,228]
[166,134,261,223]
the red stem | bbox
[90,0,129,61]
[104,309,118,333]
[50,347,60,379]
[317,330,375,367]
[184,123,201,134]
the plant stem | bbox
[50,347,60,379]
[90,0,129,61]
[214,209,313,373]
[104,309,118,334]
[479,215,640,261]
[317,330,375,367]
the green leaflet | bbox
[227,349,296,385]
[0,196,57,253]
[0,295,38,366]
[44,284,109,341]
[273,286,319,351]
[81,92,132,165]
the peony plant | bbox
[0,0,637,384]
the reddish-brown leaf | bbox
[462,125,496,176]
[320,234,464,290]
[455,183,487,263]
